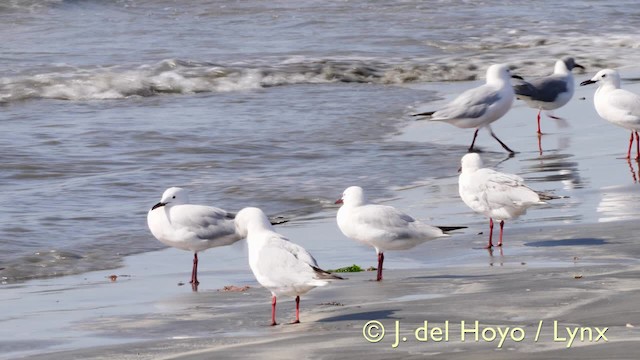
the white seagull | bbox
[234,207,342,326]
[513,57,584,134]
[413,64,521,154]
[335,186,465,281]
[458,154,545,248]
[147,187,241,286]
[580,69,640,160]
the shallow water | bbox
[2,0,640,282]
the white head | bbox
[335,186,367,207]
[580,69,621,89]
[485,64,515,85]
[234,207,272,238]
[460,153,484,173]
[151,187,189,210]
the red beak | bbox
[335,198,343,205]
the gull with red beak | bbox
[580,68,640,160]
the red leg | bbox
[537,109,542,134]
[627,132,634,159]
[292,296,301,324]
[497,221,505,247]
[190,253,199,285]
[376,252,385,281]
[486,218,494,248]
[634,131,640,160]
[271,295,278,326]
[468,129,479,152]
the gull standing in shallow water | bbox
[147,187,241,286]
[513,57,584,134]
[458,154,546,248]
[413,64,521,155]
[234,207,342,326]
[335,186,465,281]
[580,69,640,160]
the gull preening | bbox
[335,186,464,281]
[147,187,241,286]
[513,57,584,134]
[234,207,342,326]
[580,69,640,160]
[458,154,545,248]
[413,64,520,154]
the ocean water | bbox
[2,0,640,283]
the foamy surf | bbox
[2,33,640,104]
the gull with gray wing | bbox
[336,186,465,281]
[147,187,241,286]
[413,64,521,154]
[513,57,584,134]
[235,207,342,326]
[580,69,640,160]
[458,154,546,248]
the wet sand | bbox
[9,217,640,360]
[4,72,640,359]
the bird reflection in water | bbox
[627,159,640,183]
[487,246,504,266]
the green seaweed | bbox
[329,264,365,273]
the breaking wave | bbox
[0,58,480,102]
[1,33,639,103]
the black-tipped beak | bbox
[575,63,585,70]
[511,74,524,80]
[580,79,596,86]
[151,202,166,210]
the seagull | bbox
[458,153,546,248]
[412,64,521,154]
[335,186,465,281]
[580,69,640,160]
[513,57,584,134]
[147,187,241,286]
[234,207,342,326]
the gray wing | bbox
[514,77,567,102]
[433,86,501,120]
[172,204,240,244]
[255,234,321,285]
[357,204,416,229]
[477,169,540,208]
[609,89,640,119]
[277,235,320,268]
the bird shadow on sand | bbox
[318,310,399,322]
[524,238,607,247]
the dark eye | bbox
[172,196,176,199]
[602,74,606,78]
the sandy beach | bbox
[3,73,640,360]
